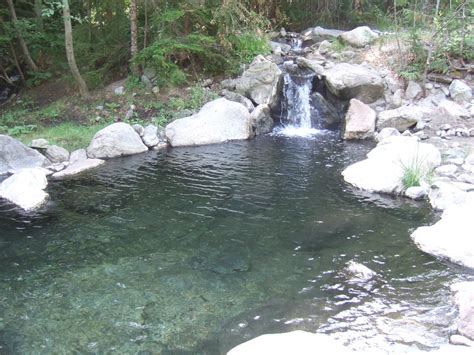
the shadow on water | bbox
[0,134,472,354]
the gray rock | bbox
[0,168,48,211]
[375,127,400,142]
[114,86,125,96]
[449,80,472,103]
[269,41,291,54]
[302,26,343,42]
[141,74,153,90]
[132,124,145,137]
[311,93,340,129]
[143,67,156,80]
[439,100,470,119]
[405,81,423,100]
[220,78,238,91]
[296,57,325,76]
[318,40,331,54]
[86,123,148,159]
[324,63,384,104]
[250,104,273,136]
[405,186,428,200]
[52,158,105,179]
[435,164,458,177]
[429,180,469,211]
[385,75,402,94]
[142,124,159,148]
[466,154,474,166]
[44,145,69,164]
[69,149,88,164]
[236,56,282,108]
[220,89,255,113]
[30,138,49,149]
[344,260,377,281]
[340,26,379,47]
[377,106,422,132]
[452,282,474,340]
[165,98,251,147]
[343,99,376,140]
[390,89,404,108]
[0,135,50,176]
[448,157,465,166]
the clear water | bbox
[0,134,471,354]
[282,71,314,130]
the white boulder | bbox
[0,168,48,211]
[377,106,423,132]
[52,158,105,179]
[86,122,148,159]
[342,136,441,195]
[165,98,252,147]
[411,195,474,269]
[44,145,69,164]
[452,282,474,340]
[340,26,379,47]
[449,80,472,103]
[142,124,159,148]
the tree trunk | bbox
[62,0,89,98]
[143,0,148,49]
[130,0,139,75]
[34,0,44,32]
[6,0,39,72]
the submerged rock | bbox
[165,98,251,147]
[340,26,379,47]
[343,99,376,140]
[344,260,377,281]
[342,136,441,195]
[0,168,48,211]
[87,122,148,159]
[236,56,282,108]
[0,135,50,175]
[324,63,384,104]
[52,158,105,179]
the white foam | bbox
[272,125,327,138]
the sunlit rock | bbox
[87,122,148,159]
[452,282,474,340]
[344,261,377,282]
[343,99,376,140]
[165,98,251,147]
[0,135,50,175]
[0,168,48,211]
[340,26,379,47]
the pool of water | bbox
[0,133,471,354]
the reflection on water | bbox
[0,134,470,354]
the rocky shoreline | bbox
[1,24,473,353]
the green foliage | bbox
[26,71,52,86]
[401,164,423,190]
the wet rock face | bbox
[310,92,341,129]
[0,135,50,175]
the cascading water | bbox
[276,62,322,137]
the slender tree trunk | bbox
[130,0,139,75]
[9,42,26,83]
[34,0,44,32]
[6,0,39,72]
[62,0,89,98]
[143,0,148,49]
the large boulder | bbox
[377,106,423,132]
[340,26,379,47]
[342,136,441,195]
[227,331,351,355]
[295,57,325,76]
[411,196,474,269]
[165,98,251,147]
[0,135,50,175]
[452,282,474,340]
[86,123,148,159]
[449,79,472,103]
[236,56,282,108]
[0,168,48,211]
[324,63,384,104]
[343,99,376,140]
